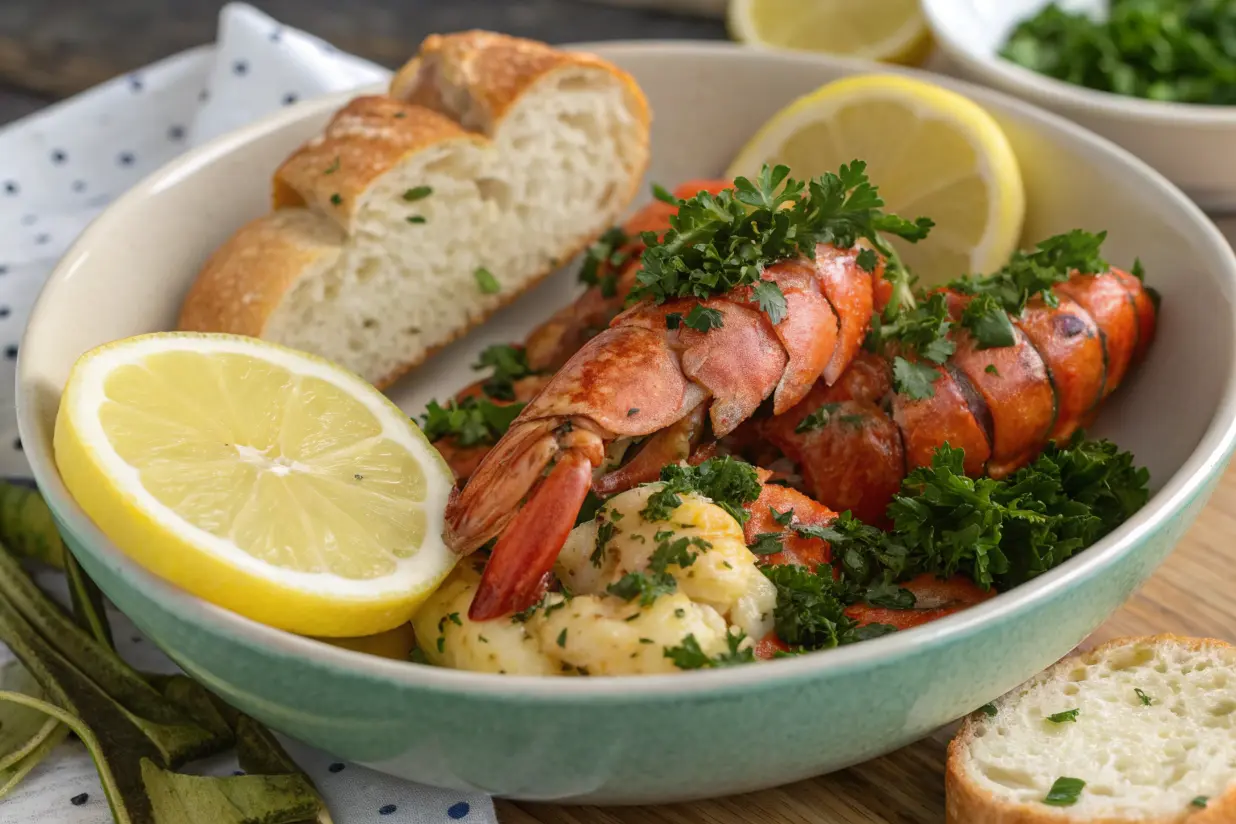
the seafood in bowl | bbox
[15,36,1236,803]
[418,164,1156,674]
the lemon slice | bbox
[726,74,1026,287]
[53,332,456,638]
[728,0,933,66]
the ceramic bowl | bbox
[16,42,1236,804]
[922,0,1236,212]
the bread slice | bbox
[178,31,650,388]
[946,635,1236,823]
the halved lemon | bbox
[726,74,1026,287]
[727,0,933,66]
[54,332,456,638]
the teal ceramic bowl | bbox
[16,43,1236,804]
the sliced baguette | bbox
[947,635,1236,824]
[178,31,650,388]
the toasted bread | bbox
[178,31,650,388]
[947,635,1236,823]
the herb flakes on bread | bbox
[947,635,1236,823]
[178,31,650,389]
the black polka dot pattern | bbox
[448,801,472,819]
[51,149,67,164]
[168,124,186,141]
[233,60,249,76]
[4,181,18,195]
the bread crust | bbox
[177,31,651,389]
[946,634,1236,824]
[177,210,343,338]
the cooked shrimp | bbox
[413,484,776,675]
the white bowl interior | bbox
[924,0,1105,61]
[15,43,1236,690]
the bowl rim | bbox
[920,0,1236,126]
[17,39,1236,701]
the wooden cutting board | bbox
[500,216,1236,823]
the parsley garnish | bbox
[1043,776,1085,806]
[771,507,795,526]
[761,564,894,650]
[747,532,785,556]
[683,305,724,332]
[649,535,708,571]
[420,397,524,447]
[795,402,840,433]
[406,215,426,224]
[329,193,342,206]
[986,364,1000,376]
[1192,796,1209,808]
[592,519,616,567]
[606,570,677,606]
[752,281,788,324]
[856,247,879,272]
[960,293,1017,350]
[627,163,932,324]
[949,230,1107,317]
[473,343,533,401]
[578,226,630,298]
[663,630,755,669]
[642,457,763,526]
[323,156,340,175]
[1135,687,1154,706]
[402,186,432,202]
[652,182,676,204]
[1047,708,1079,723]
[891,356,942,401]
[556,628,568,648]
[474,267,500,295]
[979,703,998,717]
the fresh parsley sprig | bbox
[627,163,933,327]
[472,343,534,401]
[578,226,632,299]
[664,630,755,669]
[641,457,764,525]
[420,397,524,447]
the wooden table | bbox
[4,4,1235,823]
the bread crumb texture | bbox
[958,636,1236,820]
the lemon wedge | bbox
[727,0,933,66]
[726,74,1026,286]
[53,332,456,638]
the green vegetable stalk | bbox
[0,482,333,823]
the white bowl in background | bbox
[922,0,1236,212]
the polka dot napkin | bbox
[0,3,495,822]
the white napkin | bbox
[0,4,496,822]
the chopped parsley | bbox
[960,293,1018,350]
[856,247,879,273]
[771,506,795,526]
[795,403,840,433]
[979,703,998,717]
[606,570,677,606]
[950,230,1107,317]
[986,364,1000,376]
[1000,0,1236,105]
[473,343,533,401]
[1047,708,1079,723]
[323,156,340,175]
[1043,776,1085,807]
[683,305,724,332]
[761,564,895,650]
[556,628,568,648]
[627,163,932,325]
[1135,687,1154,706]
[406,215,426,224]
[891,356,942,401]
[578,226,630,298]
[420,396,524,447]
[329,193,342,206]
[402,186,433,202]
[663,630,755,669]
[474,267,500,295]
[592,519,616,567]
[747,532,785,556]
[641,457,763,526]
[1192,796,1209,809]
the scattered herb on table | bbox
[1000,0,1236,105]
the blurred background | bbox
[0,0,728,124]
